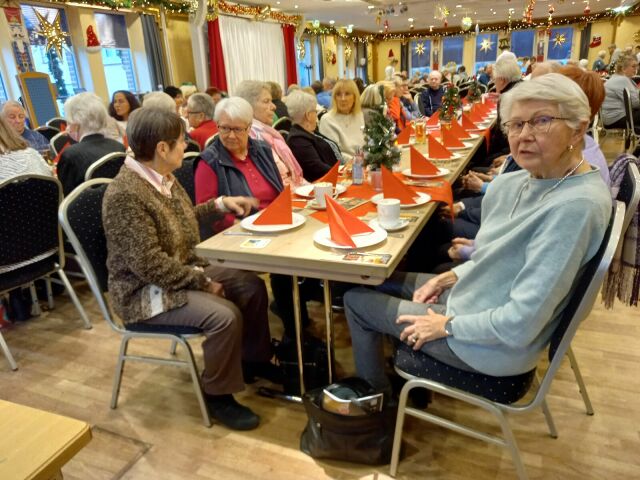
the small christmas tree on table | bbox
[363,88,401,171]
[439,84,462,122]
[467,79,483,103]
[86,25,101,53]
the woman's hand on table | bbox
[397,308,449,350]
[223,196,259,217]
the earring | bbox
[568,144,574,152]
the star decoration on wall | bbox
[552,33,566,48]
[34,9,69,58]
[480,37,494,53]
[415,42,425,56]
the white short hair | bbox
[214,97,254,125]
[234,80,270,109]
[179,84,197,98]
[284,90,316,124]
[64,92,108,135]
[493,54,523,83]
[360,84,384,109]
[188,93,216,119]
[500,73,591,133]
[143,92,176,114]
[1,100,25,116]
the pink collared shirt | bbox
[124,156,174,198]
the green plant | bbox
[362,92,401,170]
[439,83,462,121]
[467,80,482,103]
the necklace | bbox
[540,156,585,200]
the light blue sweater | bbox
[446,168,611,376]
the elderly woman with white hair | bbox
[343,74,611,395]
[234,80,306,187]
[143,91,178,113]
[186,93,218,150]
[285,90,342,182]
[57,92,125,195]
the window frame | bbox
[94,12,138,97]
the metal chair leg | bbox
[45,277,54,309]
[28,283,41,316]
[111,335,131,409]
[541,399,558,438]
[56,265,92,329]
[494,408,529,480]
[0,331,18,371]
[181,338,212,427]
[389,381,412,477]
[567,346,595,415]
[170,340,178,355]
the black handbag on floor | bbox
[300,377,397,465]
[273,335,329,396]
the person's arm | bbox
[288,134,332,182]
[413,270,458,303]
[194,160,235,230]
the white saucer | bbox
[294,183,347,198]
[241,212,306,232]
[307,199,326,210]
[370,191,431,208]
[402,168,449,179]
[313,224,388,249]
[370,218,410,232]
[426,152,463,162]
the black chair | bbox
[50,132,76,156]
[35,125,60,141]
[317,109,328,121]
[46,117,67,131]
[390,202,626,479]
[273,116,292,132]
[84,152,126,181]
[204,133,218,149]
[278,130,289,140]
[185,138,201,153]
[174,152,199,204]
[0,175,92,370]
[58,179,211,426]
[623,88,639,153]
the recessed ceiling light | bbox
[408,17,414,22]
[276,1,280,3]
[379,29,383,33]
[456,4,462,7]
[329,19,335,24]
[572,1,575,4]
[493,11,497,14]
[452,13,457,17]
[474,11,477,14]
[294,4,298,8]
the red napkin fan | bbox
[468,107,486,123]
[314,161,339,186]
[325,195,374,247]
[425,180,455,220]
[473,102,490,116]
[461,114,479,131]
[450,120,472,140]
[425,110,439,126]
[253,185,293,225]
[396,124,414,145]
[410,146,439,175]
[381,166,417,204]
[441,127,466,148]
[52,140,72,165]
[427,134,452,159]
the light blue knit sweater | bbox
[446,168,611,376]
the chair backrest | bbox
[533,202,625,406]
[46,117,67,131]
[0,175,63,279]
[185,138,201,153]
[618,161,640,233]
[174,154,198,204]
[278,130,289,140]
[204,133,218,149]
[317,109,328,121]
[623,88,634,134]
[50,132,76,156]
[85,152,126,181]
[458,87,469,99]
[273,116,292,131]
[59,179,118,330]
[35,125,60,141]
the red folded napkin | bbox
[52,140,72,165]
[461,114,479,131]
[314,161,339,186]
[450,120,472,140]
[441,127,466,148]
[426,111,440,126]
[474,102,490,116]
[425,180,455,220]
[396,124,414,145]
[468,107,486,123]
[253,185,293,225]
[325,195,374,247]
[410,146,439,175]
[382,165,418,204]
[427,134,452,159]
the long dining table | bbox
[195,117,494,398]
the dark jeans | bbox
[605,110,640,134]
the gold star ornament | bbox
[34,9,69,59]
[552,33,566,48]
[415,42,425,56]
[480,37,494,53]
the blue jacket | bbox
[317,90,332,109]
[420,87,444,117]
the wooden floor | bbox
[1,280,639,480]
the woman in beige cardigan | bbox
[102,108,277,431]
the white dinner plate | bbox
[370,191,431,208]
[445,143,473,151]
[294,183,347,198]
[369,218,410,232]
[313,224,388,250]
[402,168,450,179]
[426,152,463,162]
[241,212,306,232]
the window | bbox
[511,30,535,59]
[474,34,498,74]
[20,5,81,109]
[296,38,313,87]
[442,36,463,69]
[0,74,7,103]
[547,27,573,64]
[95,13,137,97]
[409,39,431,78]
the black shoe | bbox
[242,361,283,385]
[205,394,260,431]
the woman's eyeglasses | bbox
[219,125,249,135]
[503,115,568,136]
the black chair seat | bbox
[394,342,536,405]
[0,256,58,292]
[125,322,202,335]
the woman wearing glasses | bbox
[343,74,611,395]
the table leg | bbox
[323,279,334,383]
[292,275,305,396]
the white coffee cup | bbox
[314,182,334,208]
[377,198,401,229]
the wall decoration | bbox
[2,6,34,73]
[296,38,305,60]
[590,35,601,47]
[480,36,494,53]
[86,25,101,53]
[498,38,510,50]
[344,44,352,63]
[34,9,69,58]
[551,32,566,48]
[461,16,473,32]
[414,42,425,56]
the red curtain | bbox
[282,25,298,86]
[207,19,228,91]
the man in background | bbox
[316,77,335,109]
[419,71,444,117]
[1,100,49,152]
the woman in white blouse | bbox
[319,79,365,162]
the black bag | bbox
[300,378,397,465]
[273,335,329,396]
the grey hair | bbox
[188,93,215,119]
[64,92,108,135]
[142,92,176,114]
[0,100,25,116]
[598,50,607,58]
[214,97,254,125]
[500,73,591,134]
[360,84,384,109]
[284,90,316,124]
[494,55,523,82]
[234,80,270,109]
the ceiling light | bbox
[456,4,462,7]
[294,4,298,8]
[329,19,335,24]
[408,17,414,22]
[453,13,457,17]
[493,11,497,14]
[379,29,383,33]
[368,5,374,9]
